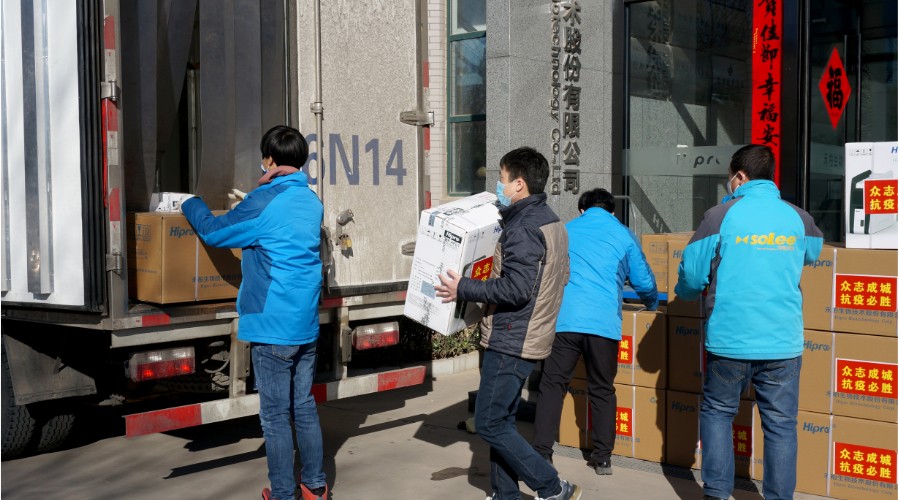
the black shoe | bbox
[703,495,728,500]
[588,460,612,475]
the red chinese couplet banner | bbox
[752,0,783,184]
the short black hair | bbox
[260,125,309,167]
[577,188,615,213]
[730,144,774,181]
[499,147,549,195]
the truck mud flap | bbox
[124,365,426,437]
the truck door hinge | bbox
[101,80,121,102]
[106,253,123,273]
[399,110,434,126]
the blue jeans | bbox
[476,349,560,499]
[700,353,801,500]
[252,342,326,500]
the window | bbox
[448,0,486,195]
[624,0,755,236]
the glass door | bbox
[807,0,898,242]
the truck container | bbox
[1,0,437,457]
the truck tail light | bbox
[127,347,195,382]
[352,321,400,350]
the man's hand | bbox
[176,194,196,213]
[435,270,462,303]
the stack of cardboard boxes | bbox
[795,244,898,499]
[557,235,898,500]
[655,232,764,477]
[559,304,668,463]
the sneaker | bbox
[261,487,274,500]
[703,496,729,500]
[299,484,329,500]
[536,479,582,500]
[588,459,612,475]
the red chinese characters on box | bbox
[469,257,493,282]
[834,274,897,312]
[618,335,634,364]
[615,407,632,437]
[864,179,899,215]
[835,359,897,399]
[732,424,753,457]
[834,443,896,484]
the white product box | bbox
[404,192,502,335]
[150,192,195,212]
[845,142,898,249]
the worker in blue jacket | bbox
[675,144,823,500]
[532,188,658,475]
[181,126,328,500]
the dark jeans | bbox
[252,342,326,500]
[533,332,619,464]
[475,349,561,500]
[701,353,802,500]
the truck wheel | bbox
[35,410,76,452]
[2,339,36,459]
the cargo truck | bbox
[1,0,436,457]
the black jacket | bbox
[457,193,569,360]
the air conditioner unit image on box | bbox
[850,169,897,235]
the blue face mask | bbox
[495,180,512,207]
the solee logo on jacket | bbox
[734,233,797,247]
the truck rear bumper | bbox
[124,365,427,437]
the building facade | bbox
[434,0,897,243]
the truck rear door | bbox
[296,1,426,295]
[1,0,105,311]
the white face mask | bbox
[726,173,739,196]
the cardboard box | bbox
[641,233,670,293]
[667,236,706,318]
[612,384,666,462]
[127,212,242,303]
[796,411,898,499]
[801,245,898,337]
[845,142,898,250]
[800,330,897,423]
[664,390,757,478]
[617,306,667,388]
[667,316,706,393]
[559,378,589,449]
[403,192,502,335]
[572,306,667,389]
[558,380,666,463]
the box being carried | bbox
[404,192,502,335]
[845,142,898,249]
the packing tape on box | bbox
[195,237,200,301]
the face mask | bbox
[260,161,268,174]
[495,180,512,207]
[721,173,740,203]
[725,173,739,196]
